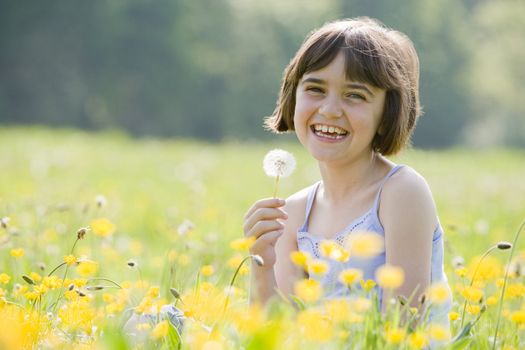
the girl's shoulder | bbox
[380,165,438,226]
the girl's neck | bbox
[318,152,388,204]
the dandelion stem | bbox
[492,220,525,350]
[273,175,280,198]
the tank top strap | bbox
[371,164,405,213]
[299,181,321,232]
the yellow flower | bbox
[90,218,116,237]
[0,273,10,284]
[486,295,498,306]
[229,237,255,251]
[408,331,428,349]
[308,259,329,276]
[461,286,483,303]
[323,299,352,322]
[297,309,333,342]
[146,286,160,299]
[178,254,190,266]
[168,250,178,262]
[76,260,98,277]
[290,251,310,268]
[427,282,451,304]
[385,327,406,344]
[376,265,404,289]
[360,279,377,292]
[63,255,77,266]
[344,231,384,258]
[227,255,250,275]
[428,324,451,341]
[150,320,169,339]
[320,240,349,262]
[338,268,363,286]
[506,283,525,299]
[455,267,467,278]
[449,311,460,321]
[231,304,265,335]
[294,279,323,303]
[466,304,480,315]
[201,265,215,277]
[468,255,502,282]
[350,297,372,313]
[510,310,525,325]
[29,272,42,283]
[10,248,24,258]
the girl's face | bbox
[293,52,386,166]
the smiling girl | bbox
[243,17,451,325]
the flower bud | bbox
[496,241,512,250]
[22,275,35,285]
[77,227,88,240]
[251,255,264,267]
[170,287,181,299]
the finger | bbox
[244,198,285,221]
[251,230,283,251]
[243,207,288,233]
[246,220,284,240]
[258,230,284,247]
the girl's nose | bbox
[319,96,343,118]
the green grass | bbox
[0,127,524,349]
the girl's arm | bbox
[380,167,437,308]
[247,194,305,304]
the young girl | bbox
[243,17,451,324]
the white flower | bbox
[263,149,296,178]
[95,194,107,208]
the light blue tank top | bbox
[296,164,452,325]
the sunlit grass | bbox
[0,127,524,349]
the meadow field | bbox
[0,127,524,349]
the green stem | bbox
[492,220,525,350]
[87,277,123,289]
[223,255,252,314]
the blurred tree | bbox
[464,0,525,147]
[0,0,522,148]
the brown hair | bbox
[264,17,421,155]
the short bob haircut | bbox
[264,17,421,156]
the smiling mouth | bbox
[310,124,349,140]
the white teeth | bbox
[321,125,328,132]
[328,126,335,133]
[312,124,348,136]
[314,125,322,131]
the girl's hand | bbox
[243,198,288,268]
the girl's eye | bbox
[345,93,366,101]
[306,86,324,94]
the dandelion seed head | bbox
[0,217,10,229]
[95,194,107,208]
[263,149,296,178]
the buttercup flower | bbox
[294,279,323,303]
[90,218,116,237]
[344,231,384,258]
[376,264,404,289]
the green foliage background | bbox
[1,0,523,147]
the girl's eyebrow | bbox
[301,77,375,96]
